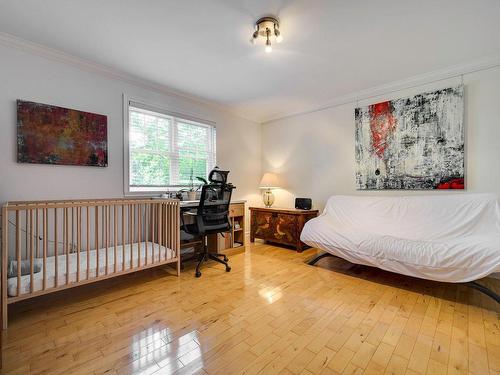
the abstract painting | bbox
[17,100,108,167]
[355,86,464,190]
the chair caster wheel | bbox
[226,266,231,272]
[195,271,201,278]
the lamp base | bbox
[262,190,275,207]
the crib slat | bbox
[156,204,160,262]
[122,204,125,272]
[130,204,133,269]
[86,206,90,280]
[30,209,34,293]
[138,204,142,267]
[134,204,141,267]
[63,207,66,283]
[171,202,174,260]
[2,206,8,327]
[114,205,117,274]
[164,202,168,260]
[35,208,39,258]
[177,203,180,272]
[77,207,81,282]
[16,211,21,296]
[54,208,58,288]
[95,205,99,278]
[165,202,169,260]
[105,205,109,275]
[25,210,28,261]
[71,206,74,256]
[165,202,174,260]
[43,208,48,290]
[136,204,140,267]
[65,207,69,286]
[152,204,156,262]
[102,205,105,276]
[159,203,163,261]
[145,204,149,265]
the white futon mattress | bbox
[8,242,174,297]
[301,194,500,283]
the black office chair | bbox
[181,169,235,277]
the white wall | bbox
[0,44,262,210]
[262,66,500,210]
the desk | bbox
[180,200,246,252]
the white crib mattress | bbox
[8,242,175,297]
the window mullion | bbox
[170,118,179,186]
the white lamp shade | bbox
[259,172,280,189]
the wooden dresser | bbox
[250,207,319,252]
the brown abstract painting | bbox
[17,100,108,167]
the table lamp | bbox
[259,172,280,207]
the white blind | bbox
[128,104,216,189]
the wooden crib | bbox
[1,198,180,329]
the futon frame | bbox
[307,252,500,304]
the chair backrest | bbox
[196,170,234,235]
[208,169,229,184]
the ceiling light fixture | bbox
[251,16,282,53]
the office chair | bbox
[181,169,234,277]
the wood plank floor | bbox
[2,243,499,375]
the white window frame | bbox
[123,95,217,196]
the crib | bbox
[1,198,180,329]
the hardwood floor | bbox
[2,243,499,374]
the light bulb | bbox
[276,34,283,43]
[265,36,272,53]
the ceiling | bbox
[1,0,500,123]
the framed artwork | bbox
[355,86,464,190]
[17,100,108,167]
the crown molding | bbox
[2,32,499,126]
[261,54,500,124]
[0,32,259,124]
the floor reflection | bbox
[128,327,204,374]
[258,286,283,304]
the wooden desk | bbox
[250,207,318,252]
[179,200,246,253]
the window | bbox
[126,101,216,193]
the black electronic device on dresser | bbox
[295,198,312,210]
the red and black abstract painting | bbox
[355,86,464,190]
[17,100,108,167]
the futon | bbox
[300,194,500,283]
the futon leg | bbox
[463,281,500,304]
[307,252,335,266]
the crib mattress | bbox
[8,242,175,297]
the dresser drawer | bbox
[229,203,244,217]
